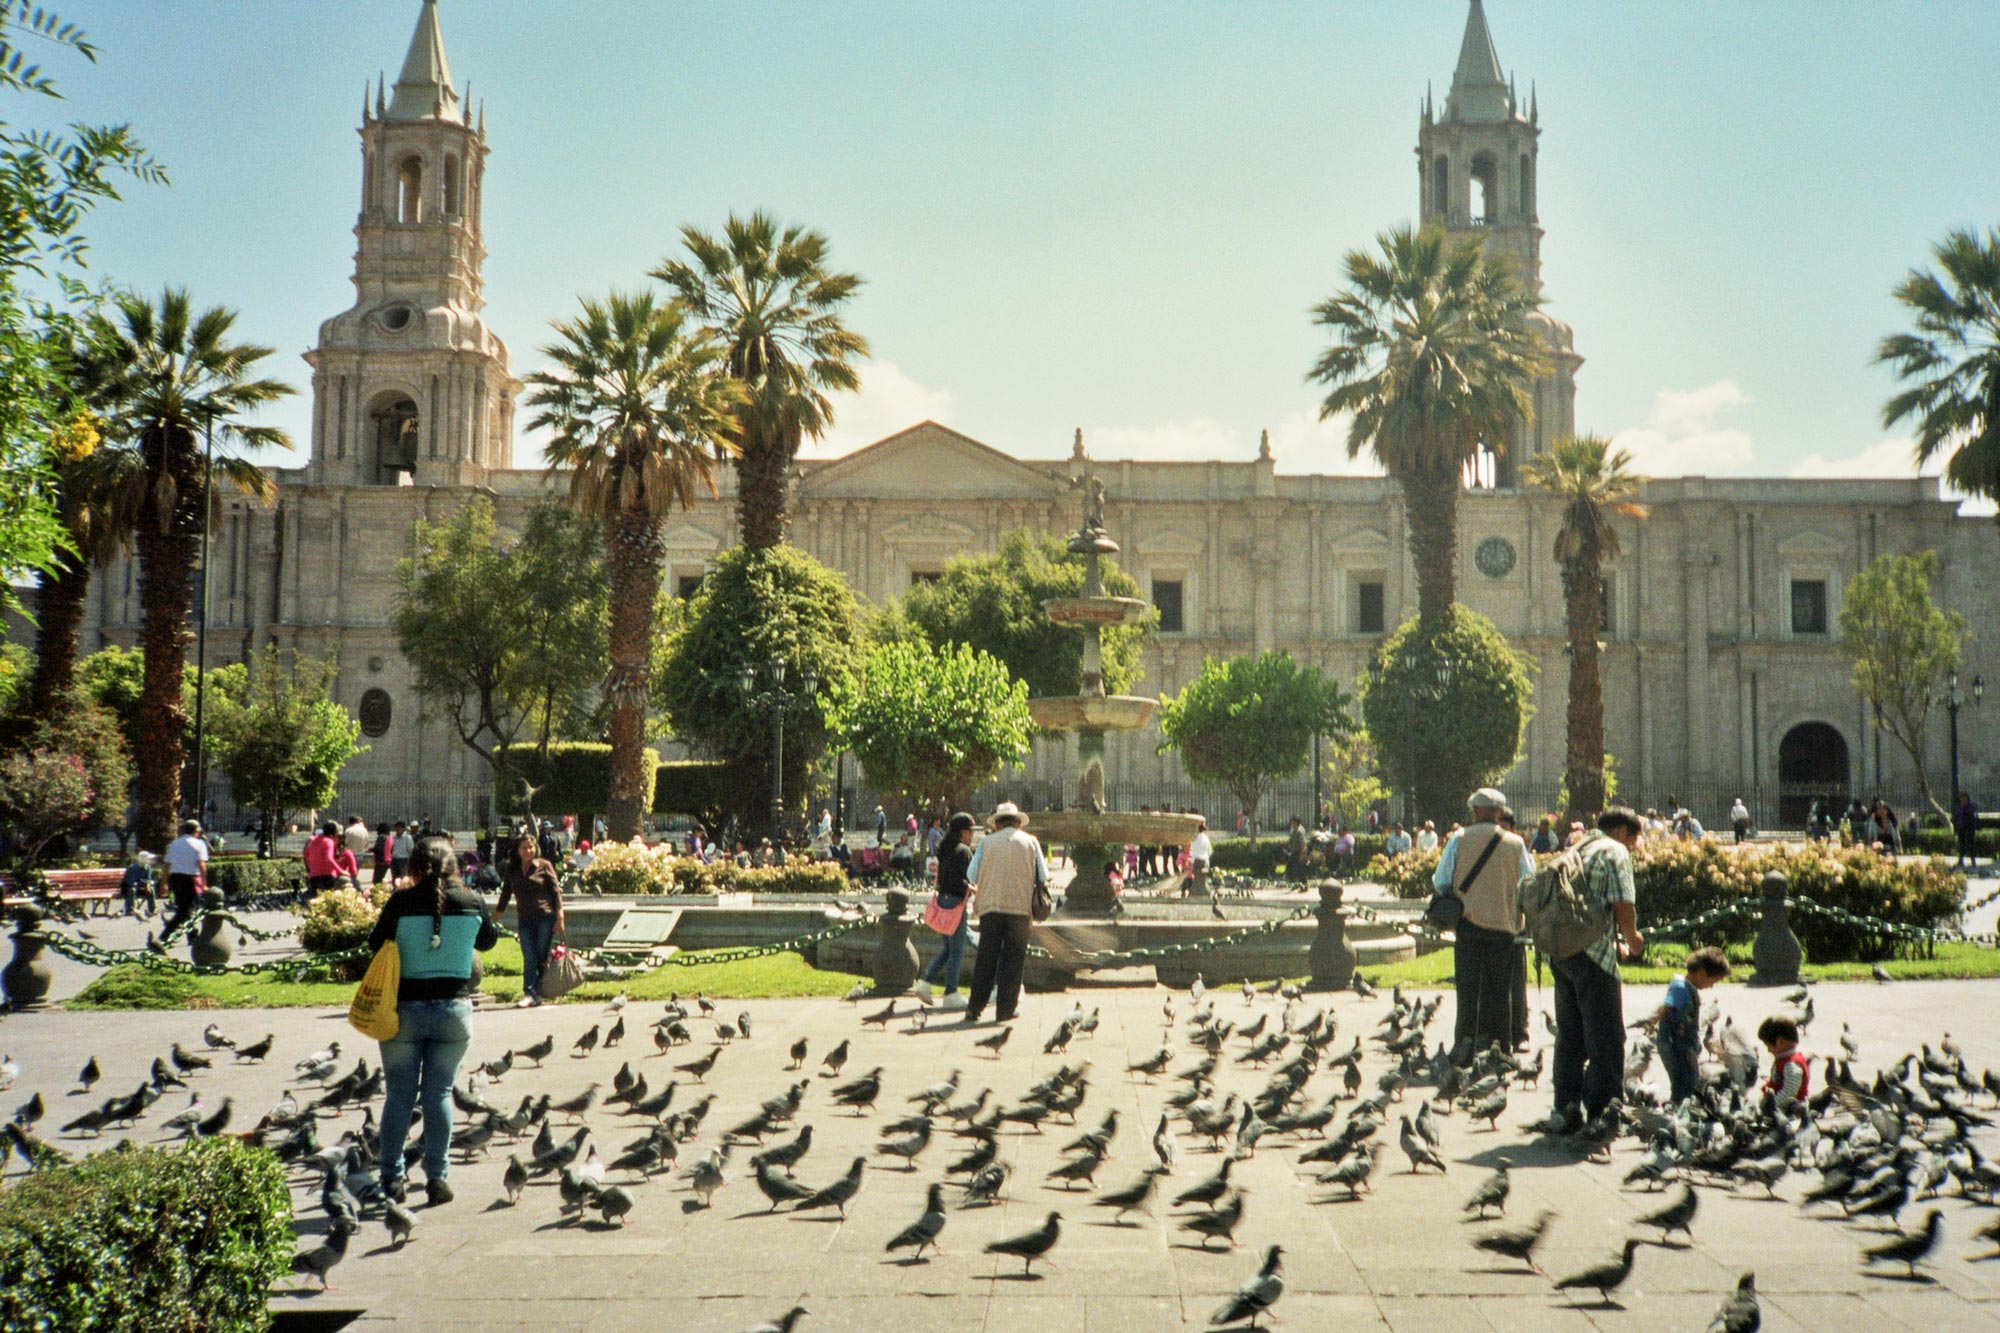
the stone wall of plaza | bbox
[65,418,2000,829]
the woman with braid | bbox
[366,834,498,1206]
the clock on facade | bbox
[1474,536,1517,579]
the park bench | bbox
[0,867,127,916]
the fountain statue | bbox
[1025,442,1204,914]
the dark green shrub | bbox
[205,857,304,899]
[1210,834,1387,877]
[1905,827,1999,857]
[0,1138,292,1332]
[69,964,200,1010]
[497,742,660,825]
[654,759,730,819]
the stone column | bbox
[1307,881,1356,992]
[870,889,919,994]
[1750,870,1801,987]
[1,904,53,1011]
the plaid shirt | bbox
[1575,831,1636,975]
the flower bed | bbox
[578,840,850,896]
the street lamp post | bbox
[740,658,818,847]
[1946,671,1984,806]
[190,415,215,824]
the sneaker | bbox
[941,993,967,1010]
[515,994,536,1009]
[426,1178,455,1207]
[912,981,935,1000]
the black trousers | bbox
[1551,952,1625,1118]
[966,912,1031,1022]
[1958,828,1979,865]
[165,873,200,932]
[1452,921,1519,1058]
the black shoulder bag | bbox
[1424,830,1503,933]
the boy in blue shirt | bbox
[1648,946,1730,1102]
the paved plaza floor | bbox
[5,955,2000,1331]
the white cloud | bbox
[1792,433,1998,515]
[806,360,957,458]
[1266,408,1385,476]
[1611,379,1756,476]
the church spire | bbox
[386,0,461,122]
[1444,0,1515,123]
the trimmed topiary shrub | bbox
[579,843,853,896]
[0,1138,292,1332]
[205,856,305,899]
[653,759,730,820]
[300,884,386,954]
[497,742,660,827]
[1360,845,1444,900]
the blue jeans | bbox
[518,916,556,999]
[379,998,473,1185]
[919,906,970,993]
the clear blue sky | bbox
[47,1,2000,489]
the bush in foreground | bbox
[0,1138,292,1332]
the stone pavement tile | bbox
[1764,1291,1918,1330]
[1372,1294,1501,1332]
[1081,1294,1180,1332]
[1361,1265,1559,1299]
[1857,1287,2000,1331]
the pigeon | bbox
[518,1034,555,1067]
[1637,1183,1699,1244]
[1871,964,1894,983]
[1178,1190,1246,1249]
[752,1124,815,1176]
[60,1105,112,1137]
[1128,1046,1172,1079]
[604,1016,626,1049]
[820,1039,851,1077]
[606,990,627,1013]
[676,1048,722,1082]
[1092,1167,1168,1223]
[1553,1237,1645,1306]
[876,1119,933,1169]
[788,1038,809,1070]
[909,1071,961,1112]
[202,1023,235,1050]
[744,1306,810,1333]
[233,1034,274,1063]
[861,1002,897,1029]
[974,1026,1014,1057]
[76,1056,101,1092]
[1861,1207,1943,1278]
[501,1154,529,1204]
[551,1085,600,1124]
[290,1218,356,1290]
[885,1182,950,1260]
[959,1160,1010,1208]
[681,1147,728,1208]
[572,1025,601,1058]
[1399,1115,1447,1174]
[830,1068,884,1114]
[1707,1271,1760,1333]
[796,1156,866,1218]
[593,1184,635,1227]
[1463,1165,1510,1217]
[1174,1154,1240,1209]
[1211,1243,1284,1329]
[1152,1113,1178,1172]
[1045,1150,1106,1190]
[383,1196,419,1247]
[193,1097,233,1138]
[160,1096,206,1135]
[1472,1210,1555,1272]
[984,1210,1063,1275]
[754,1157,817,1210]
[1732,1156,1788,1198]
[0,1055,16,1092]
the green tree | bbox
[0,6,163,619]
[512,503,611,757]
[652,212,869,549]
[898,529,1151,703]
[0,642,27,715]
[70,645,244,764]
[1877,227,2000,522]
[1837,550,1965,814]
[1307,223,1544,623]
[394,497,605,798]
[18,408,133,721]
[1323,730,1390,832]
[827,640,1033,812]
[80,289,292,849]
[0,748,92,867]
[1361,607,1534,825]
[1524,434,1648,820]
[525,291,740,840]
[1155,651,1353,829]
[208,646,364,838]
[653,544,863,830]
[29,695,132,845]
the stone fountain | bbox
[1025,445,1204,915]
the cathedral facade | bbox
[74,1,1999,829]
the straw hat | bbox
[988,802,1030,829]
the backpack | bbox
[1521,842,1608,960]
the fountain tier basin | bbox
[1023,809,1201,846]
[1043,595,1152,627]
[1026,694,1159,733]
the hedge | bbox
[653,760,731,818]
[1209,834,1388,877]
[0,1139,293,1333]
[496,742,659,823]
[1903,827,2000,858]
[205,857,305,899]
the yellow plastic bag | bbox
[348,941,401,1041]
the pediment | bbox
[1327,527,1391,556]
[1775,530,1842,557]
[660,522,721,551]
[880,513,979,546]
[1136,529,1205,558]
[801,421,1066,499]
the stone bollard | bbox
[2,903,54,1011]
[1306,881,1357,992]
[1750,870,1801,987]
[871,888,920,994]
[189,889,235,969]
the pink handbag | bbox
[922,894,966,935]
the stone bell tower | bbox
[304,0,519,488]
[1416,0,1579,485]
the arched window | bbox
[1470,153,1499,225]
[1430,155,1449,219]
[371,395,420,484]
[397,156,423,224]
[1519,153,1534,216]
[443,154,460,215]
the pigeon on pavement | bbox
[1210,1243,1284,1329]
[984,1210,1063,1276]
[885,1182,950,1260]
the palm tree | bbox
[82,288,291,849]
[525,292,741,840]
[1307,224,1545,623]
[1524,435,1648,819]
[19,411,126,720]
[1877,227,2000,520]
[650,212,868,549]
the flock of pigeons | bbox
[5,968,2000,1330]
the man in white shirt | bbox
[342,814,371,860]
[1414,821,1439,853]
[1384,823,1413,856]
[163,820,210,931]
[1187,820,1213,897]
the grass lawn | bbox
[69,938,867,1011]
[1350,939,2000,990]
